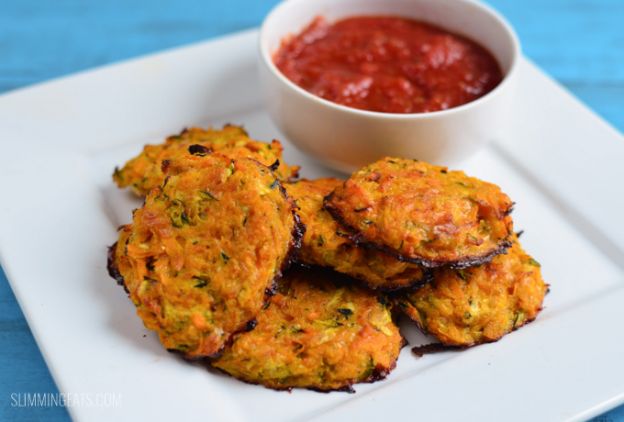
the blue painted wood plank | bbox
[0,269,70,421]
[491,0,624,82]
[0,1,621,421]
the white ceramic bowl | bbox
[259,0,520,172]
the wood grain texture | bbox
[0,1,622,421]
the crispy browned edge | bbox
[411,343,468,357]
[105,158,305,360]
[323,190,513,269]
[299,260,434,292]
[287,178,433,291]
[371,270,433,292]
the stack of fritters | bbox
[322,157,546,347]
[108,126,547,392]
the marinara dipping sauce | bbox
[274,16,503,114]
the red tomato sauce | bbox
[274,16,503,114]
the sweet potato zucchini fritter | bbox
[212,268,403,391]
[113,125,299,196]
[108,153,302,358]
[325,157,514,268]
[285,178,428,290]
[397,237,547,346]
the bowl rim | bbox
[259,0,521,120]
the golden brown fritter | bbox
[113,125,299,196]
[285,178,428,290]
[325,157,514,268]
[212,268,403,391]
[396,236,547,346]
[107,153,302,358]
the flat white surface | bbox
[0,30,623,422]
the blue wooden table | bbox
[0,1,622,420]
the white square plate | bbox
[1,30,623,422]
